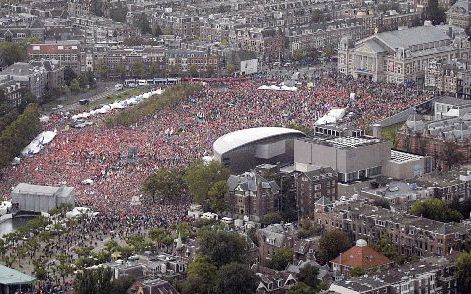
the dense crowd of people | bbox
[0,71,430,222]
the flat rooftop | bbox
[390,150,424,164]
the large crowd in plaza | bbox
[0,70,430,225]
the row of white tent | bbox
[257,85,298,92]
[71,88,164,120]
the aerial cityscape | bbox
[0,0,470,293]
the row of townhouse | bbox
[314,200,470,258]
[26,41,220,76]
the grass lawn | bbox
[86,87,147,110]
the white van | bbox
[221,217,233,224]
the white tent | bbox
[21,130,57,156]
[315,108,346,125]
[81,179,94,185]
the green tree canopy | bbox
[215,263,259,294]
[425,0,446,25]
[268,247,294,271]
[185,254,218,294]
[207,180,228,212]
[198,229,248,267]
[410,198,463,223]
[183,160,230,205]
[297,264,321,290]
[110,275,135,293]
[287,282,315,294]
[349,267,366,277]
[74,266,112,294]
[0,42,27,67]
[317,230,351,265]
[457,250,471,293]
[143,167,185,203]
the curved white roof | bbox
[213,127,304,155]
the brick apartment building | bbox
[165,49,219,74]
[295,167,338,217]
[226,170,280,221]
[330,256,457,294]
[396,112,471,170]
[425,59,471,98]
[28,41,82,73]
[314,200,470,257]
[230,27,286,62]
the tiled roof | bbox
[331,243,392,269]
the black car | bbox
[78,99,89,105]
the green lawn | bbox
[86,87,147,110]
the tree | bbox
[74,266,113,294]
[206,66,215,78]
[57,253,73,284]
[225,64,235,76]
[457,250,471,293]
[148,227,167,249]
[287,282,314,294]
[374,234,406,264]
[373,198,390,209]
[297,264,321,289]
[317,230,351,265]
[286,123,312,135]
[116,64,126,78]
[138,13,151,35]
[131,62,145,78]
[292,49,305,61]
[260,212,283,226]
[110,275,135,294]
[297,219,321,239]
[198,229,248,267]
[0,42,27,67]
[109,5,128,23]
[143,168,185,203]
[0,103,40,167]
[90,0,103,16]
[70,79,81,93]
[152,24,163,37]
[186,254,218,294]
[349,267,366,277]
[96,61,109,79]
[86,70,97,88]
[63,66,77,86]
[442,141,465,170]
[425,0,446,25]
[189,64,199,78]
[268,247,294,271]
[207,180,228,212]
[410,198,463,223]
[215,263,259,294]
[310,9,324,23]
[183,160,230,204]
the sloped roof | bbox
[0,265,35,285]
[330,243,392,269]
[374,26,452,50]
[213,127,304,155]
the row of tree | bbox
[0,103,41,167]
[105,84,200,127]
